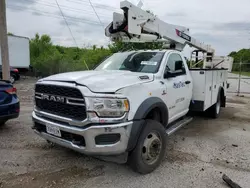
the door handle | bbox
[185,80,191,84]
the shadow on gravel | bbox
[0,165,105,188]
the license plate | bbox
[46,124,61,137]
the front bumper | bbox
[32,111,133,155]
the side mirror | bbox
[164,70,176,79]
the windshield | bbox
[94,51,165,73]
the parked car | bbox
[0,80,20,126]
[0,65,20,84]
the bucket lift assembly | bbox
[105,1,214,52]
[104,1,228,68]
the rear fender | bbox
[219,87,226,107]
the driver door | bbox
[162,53,191,122]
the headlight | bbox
[87,97,129,117]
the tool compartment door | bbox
[190,69,228,112]
[204,71,213,110]
[212,71,220,105]
[211,70,228,106]
[190,69,213,111]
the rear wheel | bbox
[207,92,221,118]
[129,120,167,174]
[10,75,15,84]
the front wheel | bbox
[129,120,167,174]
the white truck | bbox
[0,35,30,69]
[32,1,232,174]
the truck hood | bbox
[41,70,154,93]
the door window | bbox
[165,53,186,76]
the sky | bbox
[6,0,250,56]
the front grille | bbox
[35,84,86,120]
[35,84,83,98]
[35,99,86,120]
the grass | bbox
[232,71,250,77]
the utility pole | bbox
[0,0,10,81]
[237,57,242,96]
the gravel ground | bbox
[0,78,250,188]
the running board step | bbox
[166,117,193,136]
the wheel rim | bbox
[141,131,162,165]
[216,99,221,114]
[10,76,15,84]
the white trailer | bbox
[0,35,30,69]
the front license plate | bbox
[46,124,61,137]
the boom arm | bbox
[105,1,215,54]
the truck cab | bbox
[93,50,193,124]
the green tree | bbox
[109,41,164,53]
[29,34,112,76]
[7,32,14,36]
[229,49,250,71]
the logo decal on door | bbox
[173,81,185,89]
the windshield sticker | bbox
[141,61,158,66]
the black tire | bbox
[47,140,56,147]
[207,92,221,119]
[129,119,167,174]
[10,75,15,84]
[0,120,7,126]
